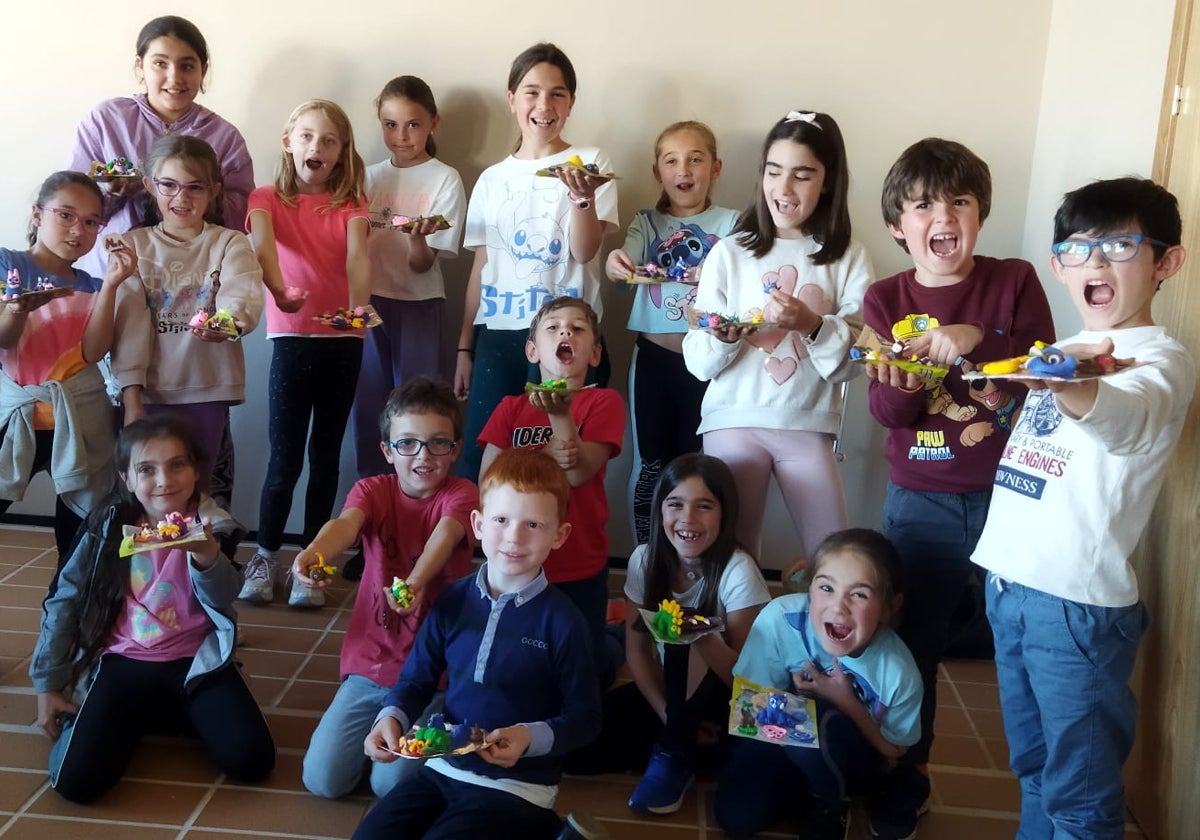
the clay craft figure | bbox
[389,576,414,609]
[534,154,619,181]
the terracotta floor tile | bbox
[968,708,1008,739]
[237,625,325,653]
[909,809,1019,839]
[983,737,1011,770]
[0,769,47,811]
[264,712,320,750]
[0,564,54,589]
[931,704,973,737]
[929,733,988,769]
[316,632,345,656]
[942,659,999,684]
[0,690,38,726]
[0,608,41,633]
[955,680,1002,710]
[297,654,341,683]
[124,739,221,785]
[0,817,180,839]
[0,528,56,548]
[1,732,49,770]
[277,680,339,712]
[932,769,1021,813]
[223,751,308,792]
[26,778,207,824]
[0,631,37,659]
[555,774,700,826]
[236,649,307,679]
[0,586,50,609]
[236,605,341,631]
[193,786,367,836]
[0,547,52,568]
[0,659,33,688]
[246,674,289,708]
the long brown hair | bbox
[274,99,366,210]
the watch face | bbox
[576,200,590,210]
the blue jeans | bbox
[302,675,442,799]
[883,482,991,764]
[986,574,1146,839]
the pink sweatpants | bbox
[703,427,848,562]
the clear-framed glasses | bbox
[152,178,212,198]
[42,207,105,232]
[386,437,457,457]
[1051,234,1166,267]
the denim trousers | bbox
[883,481,991,765]
[986,574,1146,839]
[302,674,442,799]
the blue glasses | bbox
[1051,234,1166,267]
[386,437,457,456]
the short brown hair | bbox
[527,296,600,340]
[480,448,570,523]
[881,138,991,252]
[378,377,462,441]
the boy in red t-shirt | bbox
[478,296,625,688]
[290,376,478,799]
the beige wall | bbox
[0,0,1172,567]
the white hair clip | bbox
[784,111,822,129]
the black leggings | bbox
[0,429,85,561]
[257,337,363,549]
[52,654,275,803]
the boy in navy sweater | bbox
[354,447,602,839]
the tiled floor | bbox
[0,525,1145,839]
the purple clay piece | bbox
[583,162,599,174]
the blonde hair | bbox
[274,99,366,210]
[654,120,719,213]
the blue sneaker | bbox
[627,749,693,816]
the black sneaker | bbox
[341,550,365,581]
[870,765,930,840]
[806,796,851,840]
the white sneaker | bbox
[288,575,325,609]
[237,553,276,605]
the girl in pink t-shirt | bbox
[0,171,136,560]
[29,415,275,803]
[240,99,370,609]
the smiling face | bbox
[31,183,105,267]
[525,303,602,386]
[1050,226,1185,331]
[284,109,345,193]
[808,548,890,658]
[378,96,437,168]
[146,157,217,239]
[660,475,721,563]
[381,410,459,499]
[654,129,721,217]
[508,61,573,158]
[472,485,570,594]
[762,139,825,238]
[124,435,199,522]
[136,35,205,124]
[889,188,983,287]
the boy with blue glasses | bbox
[973,177,1194,838]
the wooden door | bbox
[1126,1,1200,836]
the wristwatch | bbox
[569,193,592,210]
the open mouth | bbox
[304,159,324,171]
[531,116,556,128]
[825,622,852,642]
[556,341,574,363]
[674,181,695,192]
[1085,280,1115,306]
[930,233,958,256]
[674,529,703,543]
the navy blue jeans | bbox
[883,482,991,765]
[352,764,563,840]
[714,701,884,836]
[987,575,1146,839]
